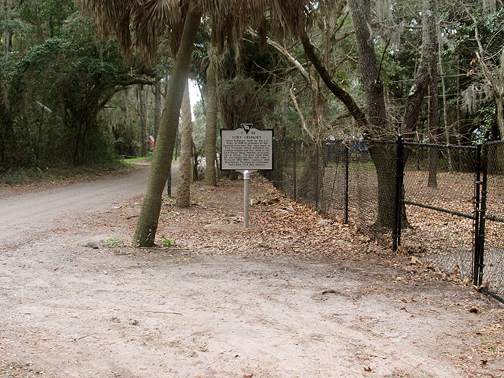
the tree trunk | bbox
[428,84,439,187]
[298,142,323,206]
[496,94,504,138]
[494,50,504,138]
[427,107,438,184]
[204,56,218,186]
[0,75,13,170]
[427,0,439,188]
[369,145,396,229]
[137,85,148,156]
[348,0,438,230]
[133,8,201,247]
[154,79,162,139]
[120,89,133,155]
[456,54,462,145]
[0,0,13,169]
[347,0,388,134]
[348,0,395,229]
[439,30,452,171]
[299,29,367,130]
[2,0,10,57]
[176,80,193,208]
[401,1,436,137]
[470,12,504,139]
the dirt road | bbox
[0,170,503,378]
[0,164,150,245]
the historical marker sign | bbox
[221,124,273,171]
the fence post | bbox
[474,144,482,286]
[393,135,404,251]
[315,143,319,210]
[344,145,349,224]
[293,141,297,200]
[474,141,488,287]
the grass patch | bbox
[105,236,124,247]
[0,169,30,185]
[123,153,152,162]
[124,157,148,162]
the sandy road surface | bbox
[0,169,503,378]
[0,165,150,245]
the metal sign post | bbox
[243,170,250,228]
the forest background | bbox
[1,0,503,187]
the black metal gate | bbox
[394,137,504,301]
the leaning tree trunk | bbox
[176,80,193,208]
[133,8,201,247]
[204,55,218,186]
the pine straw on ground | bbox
[150,173,381,260]
[109,172,447,282]
[93,171,492,291]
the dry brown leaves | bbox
[150,174,376,260]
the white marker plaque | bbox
[221,124,273,170]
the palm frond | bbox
[76,0,314,62]
[133,0,184,58]
[76,0,136,54]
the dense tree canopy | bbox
[0,1,160,171]
[1,0,504,239]
[2,0,503,173]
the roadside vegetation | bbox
[0,159,139,187]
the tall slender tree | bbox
[137,85,148,157]
[77,0,313,247]
[466,8,504,138]
[176,79,193,207]
[427,3,440,188]
[204,53,219,186]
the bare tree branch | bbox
[289,83,315,140]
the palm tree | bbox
[76,0,312,246]
[176,79,193,208]
[204,52,219,186]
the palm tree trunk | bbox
[137,84,148,156]
[133,7,201,247]
[204,55,218,186]
[154,79,162,139]
[176,80,193,207]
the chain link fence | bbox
[482,141,504,296]
[264,138,504,301]
[400,143,478,282]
